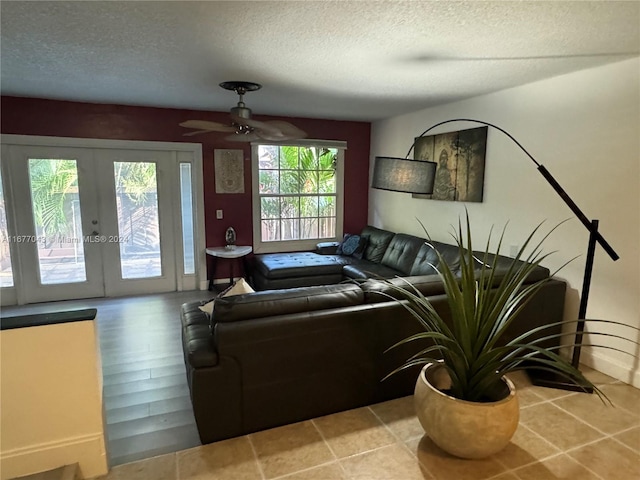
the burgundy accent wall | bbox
[1,96,371,279]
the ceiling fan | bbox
[179,81,307,142]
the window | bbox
[252,141,345,253]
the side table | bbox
[205,246,253,291]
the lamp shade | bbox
[372,156,437,194]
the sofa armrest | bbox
[181,302,219,368]
[188,357,244,443]
[316,241,340,255]
[184,324,219,367]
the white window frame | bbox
[251,139,346,254]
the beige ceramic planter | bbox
[414,362,519,459]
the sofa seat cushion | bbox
[342,262,404,280]
[255,252,344,280]
[253,274,343,291]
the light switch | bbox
[216,209,223,219]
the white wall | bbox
[0,320,108,479]
[370,58,640,386]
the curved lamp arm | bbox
[404,118,619,262]
[397,118,620,390]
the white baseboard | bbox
[0,433,108,480]
[580,350,640,388]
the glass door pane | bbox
[180,163,195,275]
[114,161,162,279]
[28,159,86,284]
[0,168,14,287]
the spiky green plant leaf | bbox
[383,212,638,403]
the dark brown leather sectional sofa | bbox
[181,225,567,444]
[252,226,435,290]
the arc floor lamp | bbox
[372,118,619,392]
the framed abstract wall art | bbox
[413,126,487,202]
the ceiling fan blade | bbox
[224,132,261,142]
[262,121,307,139]
[254,121,307,142]
[182,129,217,137]
[179,120,236,133]
[255,130,302,142]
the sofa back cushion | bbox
[410,241,462,276]
[472,251,550,282]
[213,284,364,323]
[381,234,426,275]
[360,275,446,303]
[361,226,395,263]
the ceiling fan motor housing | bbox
[231,104,252,120]
[221,82,262,133]
[230,104,253,133]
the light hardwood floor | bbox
[1,290,213,467]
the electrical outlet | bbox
[216,209,223,219]
[510,245,519,258]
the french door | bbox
[1,138,205,305]
[7,146,105,303]
[95,148,177,298]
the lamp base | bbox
[528,370,594,394]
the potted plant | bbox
[381,214,635,459]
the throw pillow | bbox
[198,278,255,315]
[337,233,368,259]
[221,278,255,296]
[199,299,215,316]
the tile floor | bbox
[92,366,640,480]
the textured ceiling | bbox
[1,1,639,121]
